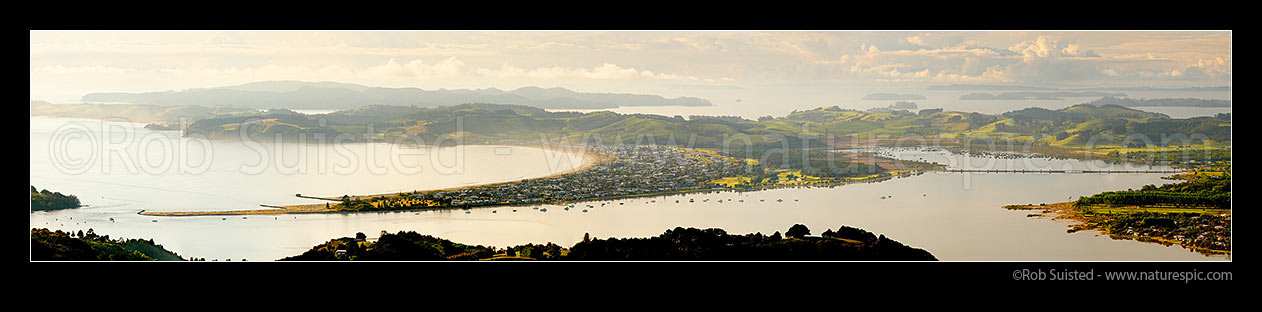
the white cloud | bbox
[905,35,926,46]
[477,62,708,82]
[1008,36,1100,60]
[363,57,467,78]
[29,31,1231,98]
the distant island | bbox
[929,84,1058,91]
[959,91,1126,100]
[862,93,925,101]
[280,224,937,261]
[1088,96,1231,108]
[81,80,712,110]
[30,186,80,211]
[931,84,1229,92]
[867,101,917,113]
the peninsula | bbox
[1005,167,1231,255]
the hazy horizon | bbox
[31,31,1230,111]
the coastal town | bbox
[328,142,939,213]
[1006,201,1231,255]
[1089,211,1231,254]
[347,144,755,210]
[137,143,928,217]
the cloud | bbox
[30,31,1231,96]
[365,57,466,78]
[1008,36,1100,60]
[205,32,247,46]
[477,62,710,81]
[817,33,1229,84]
[905,35,927,46]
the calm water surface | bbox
[29,116,1227,261]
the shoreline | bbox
[142,166,922,217]
[334,144,607,200]
[1005,202,1231,256]
[141,144,607,217]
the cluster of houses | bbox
[407,144,749,207]
[1120,213,1230,251]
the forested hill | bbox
[32,101,1231,150]
[30,228,186,261]
[30,186,81,211]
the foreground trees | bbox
[283,224,937,261]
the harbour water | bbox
[29,116,1227,261]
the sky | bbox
[30,31,1231,105]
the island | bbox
[958,91,1127,100]
[867,101,917,113]
[1088,96,1231,108]
[861,93,925,101]
[280,224,937,261]
[81,80,712,110]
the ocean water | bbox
[29,116,1227,261]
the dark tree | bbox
[785,224,810,238]
[821,229,836,238]
[355,232,367,240]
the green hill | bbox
[30,228,185,261]
[30,186,80,211]
[33,101,1231,150]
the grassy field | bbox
[1078,205,1231,215]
